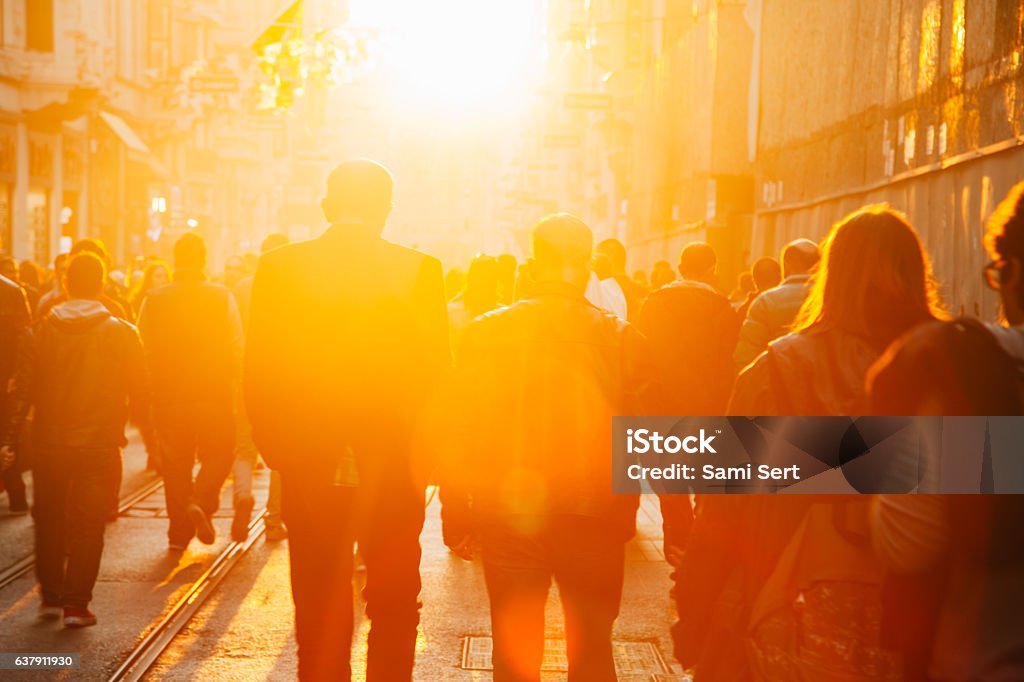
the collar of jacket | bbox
[173,268,206,283]
[782,273,812,285]
[528,279,590,302]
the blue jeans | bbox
[479,515,626,682]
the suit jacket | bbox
[244,226,450,483]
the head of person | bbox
[140,259,170,292]
[260,232,290,254]
[735,272,755,298]
[528,213,593,293]
[633,269,649,288]
[64,252,106,301]
[781,238,820,278]
[985,180,1024,325]
[223,255,246,285]
[596,238,628,277]
[18,261,43,289]
[0,256,16,282]
[751,257,782,292]
[678,242,716,284]
[651,260,675,289]
[867,318,1022,415]
[321,159,393,235]
[591,252,614,280]
[794,204,943,350]
[71,238,111,269]
[174,232,207,274]
[463,254,500,316]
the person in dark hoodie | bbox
[1,252,149,628]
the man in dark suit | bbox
[244,160,449,681]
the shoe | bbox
[265,523,288,542]
[63,606,97,628]
[168,541,188,552]
[231,495,254,543]
[187,504,216,545]
[38,602,62,620]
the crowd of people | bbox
[0,158,1022,681]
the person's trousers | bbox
[155,401,234,545]
[2,457,26,509]
[232,392,283,526]
[282,472,425,681]
[33,446,120,608]
[479,516,626,682]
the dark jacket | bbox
[244,227,450,482]
[3,299,148,449]
[729,328,882,416]
[0,275,30,391]
[637,279,740,415]
[440,281,661,541]
[733,274,812,371]
[138,271,243,407]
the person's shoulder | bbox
[380,240,441,270]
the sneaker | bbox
[265,523,288,543]
[38,602,62,620]
[168,540,189,552]
[187,504,216,545]
[63,606,97,628]
[231,495,255,543]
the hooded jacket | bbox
[3,299,149,450]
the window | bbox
[26,0,55,52]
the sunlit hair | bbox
[793,204,944,348]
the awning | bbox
[98,111,151,154]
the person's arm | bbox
[2,323,36,455]
[733,295,773,372]
[437,321,479,560]
[727,350,778,416]
[225,291,244,381]
[869,495,950,574]
[243,252,288,463]
[123,324,152,433]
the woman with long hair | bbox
[674,207,945,682]
[729,204,944,415]
[129,259,171,320]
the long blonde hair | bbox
[793,204,944,349]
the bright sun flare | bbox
[349,0,545,117]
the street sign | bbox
[544,134,581,148]
[564,93,613,110]
[189,76,240,93]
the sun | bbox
[349,0,545,120]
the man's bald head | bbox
[781,238,819,277]
[530,213,593,291]
[321,159,393,233]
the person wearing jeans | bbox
[1,252,149,628]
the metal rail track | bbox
[0,474,164,592]
[107,511,267,682]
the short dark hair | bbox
[596,238,627,272]
[532,213,592,269]
[678,242,716,278]
[174,232,207,271]
[65,252,106,299]
[751,257,782,291]
[71,238,111,266]
[324,159,393,225]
